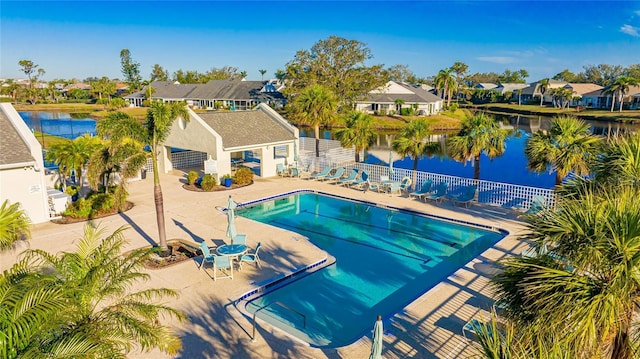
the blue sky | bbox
[2,1,640,82]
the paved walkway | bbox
[1,171,529,359]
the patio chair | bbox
[337,168,359,186]
[521,195,546,216]
[409,180,433,200]
[213,255,234,281]
[366,181,383,193]
[451,185,477,207]
[276,163,288,177]
[229,226,247,246]
[198,242,215,270]
[239,242,262,269]
[323,167,345,183]
[349,171,369,189]
[290,167,300,178]
[388,182,402,196]
[399,177,412,194]
[424,182,449,202]
[310,166,332,180]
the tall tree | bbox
[498,69,529,84]
[447,113,508,180]
[334,112,377,162]
[603,76,639,112]
[96,103,188,253]
[283,36,387,106]
[90,76,116,104]
[581,63,625,86]
[391,119,441,190]
[259,69,267,81]
[434,68,457,107]
[289,85,338,157]
[524,116,601,186]
[150,64,169,82]
[18,60,45,104]
[538,78,550,106]
[120,49,142,92]
[386,64,415,83]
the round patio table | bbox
[216,244,248,258]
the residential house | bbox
[355,81,443,116]
[494,83,529,95]
[124,79,285,110]
[474,83,498,90]
[562,83,603,107]
[519,79,567,104]
[0,103,53,224]
[582,85,640,110]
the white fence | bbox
[144,150,208,172]
[298,138,555,210]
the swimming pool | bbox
[238,192,506,348]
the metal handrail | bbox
[251,301,306,341]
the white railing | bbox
[144,150,208,172]
[322,162,554,210]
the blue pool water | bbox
[19,111,96,139]
[239,192,505,348]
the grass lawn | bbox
[34,131,69,148]
[471,103,640,123]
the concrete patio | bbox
[0,170,529,359]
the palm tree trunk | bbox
[151,145,168,254]
[314,125,320,158]
[619,94,624,112]
[355,147,361,163]
[474,155,481,180]
[555,172,563,186]
[611,95,615,112]
[610,319,632,359]
[412,157,419,191]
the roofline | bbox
[0,160,37,170]
[224,139,296,151]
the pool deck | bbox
[1,171,529,359]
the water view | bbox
[301,113,640,189]
[19,111,96,140]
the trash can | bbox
[141,169,147,179]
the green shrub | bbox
[187,171,199,185]
[200,174,217,191]
[65,185,79,197]
[400,107,415,116]
[62,192,117,219]
[448,103,459,111]
[233,167,254,185]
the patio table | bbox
[216,244,248,268]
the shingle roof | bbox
[564,83,603,95]
[124,80,284,101]
[197,107,295,149]
[0,107,34,166]
[363,81,442,104]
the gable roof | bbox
[583,85,640,98]
[564,83,603,95]
[476,83,498,89]
[363,81,442,104]
[124,80,284,102]
[197,105,295,149]
[0,106,35,166]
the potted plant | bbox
[65,185,79,202]
[222,174,233,188]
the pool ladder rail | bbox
[251,301,306,342]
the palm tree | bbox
[434,68,457,107]
[447,113,508,180]
[493,183,640,359]
[538,78,550,106]
[524,115,601,186]
[96,102,188,253]
[392,119,441,190]
[144,85,156,106]
[335,111,377,162]
[603,76,639,112]
[592,132,640,187]
[62,134,102,188]
[394,98,405,114]
[45,139,73,191]
[0,200,31,251]
[259,69,267,81]
[20,223,185,357]
[290,84,338,157]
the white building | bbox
[355,81,443,116]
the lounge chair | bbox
[239,242,262,269]
[323,167,346,183]
[338,168,359,186]
[349,171,369,189]
[198,242,215,270]
[213,255,234,280]
[367,181,383,193]
[424,182,448,202]
[522,195,546,215]
[290,167,300,178]
[276,163,289,177]
[451,185,477,207]
[310,166,332,180]
[409,180,433,200]
[399,177,412,194]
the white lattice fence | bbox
[349,163,555,210]
[144,150,208,172]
